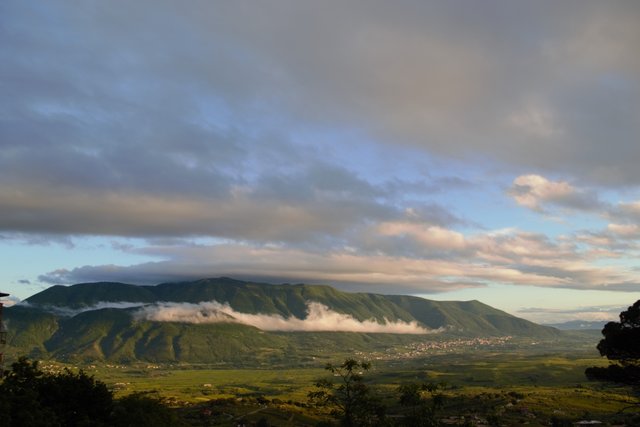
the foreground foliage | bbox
[397,382,446,427]
[0,357,183,427]
[586,300,640,387]
[0,357,112,427]
[308,359,386,426]
[309,359,450,427]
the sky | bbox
[1,1,640,324]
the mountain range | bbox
[545,320,606,331]
[4,277,561,365]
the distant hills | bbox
[545,320,606,331]
[4,277,561,365]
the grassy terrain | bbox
[92,366,326,403]
[25,344,633,426]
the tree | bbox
[308,359,386,427]
[0,357,183,427]
[0,357,112,427]
[38,367,113,427]
[397,382,446,427]
[586,300,640,386]
[111,392,186,427]
[0,357,57,427]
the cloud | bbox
[507,103,562,139]
[376,222,466,252]
[507,174,602,213]
[1,295,21,307]
[0,233,75,248]
[517,304,625,323]
[0,160,470,249]
[2,2,640,224]
[134,300,434,334]
[611,201,640,226]
[36,247,486,294]
[0,182,391,244]
[606,223,640,240]
[572,221,640,255]
[3,2,640,300]
[37,225,640,294]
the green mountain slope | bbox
[27,278,418,322]
[26,282,157,307]
[41,307,291,364]
[3,305,59,358]
[385,296,559,338]
[5,277,561,364]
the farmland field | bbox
[30,337,637,426]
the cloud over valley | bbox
[29,300,433,334]
[134,301,432,334]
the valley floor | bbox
[26,340,640,426]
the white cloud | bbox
[509,175,576,211]
[38,225,640,294]
[1,295,20,307]
[376,222,466,251]
[508,174,602,213]
[134,300,434,334]
[518,304,624,324]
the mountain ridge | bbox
[545,320,606,330]
[6,277,561,364]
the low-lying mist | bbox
[24,299,436,334]
[134,301,435,334]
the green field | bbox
[28,343,634,426]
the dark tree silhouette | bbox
[397,382,446,427]
[586,300,640,386]
[0,357,185,427]
[0,357,112,427]
[38,366,113,426]
[111,392,186,427]
[308,359,386,427]
[0,357,57,427]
